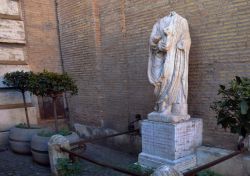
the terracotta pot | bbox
[31,132,79,165]
[9,127,42,154]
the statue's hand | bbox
[158,40,167,52]
[152,36,161,44]
[150,36,161,50]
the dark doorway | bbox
[38,95,65,120]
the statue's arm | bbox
[149,24,162,50]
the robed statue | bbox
[148,11,191,123]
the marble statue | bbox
[148,11,191,122]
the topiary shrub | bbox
[29,70,78,132]
[211,76,250,143]
[38,128,72,137]
[3,71,33,128]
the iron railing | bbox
[60,129,247,176]
[183,148,247,176]
[61,129,142,176]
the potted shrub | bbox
[3,71,42,154]
[211,76,250,149]
[30,70,79,165]
[31,128,79,165]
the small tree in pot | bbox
[30,70,79,165]
[3,71,42,154]
[3,71,33,128]
[30,70,78,132]
[211,76,250,149]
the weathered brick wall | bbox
[57,0,250,149]
[21,0,62,73]
[21,0,64,124]
[0,0,62,142]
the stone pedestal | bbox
[48,135,70,176]
[139,118,202,172]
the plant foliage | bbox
[3,71,33,128]
[211,76,250,137]
[15,123,39,129]
[3,71,32,92]
[57,158,81,176]
[38,128,72,137]
[29,70,78,132]
[29,70,78,97]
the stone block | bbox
[0,107,38,131]
[48,135,70,176]
[0,90,31,105]
[139,118,202,171]
[0,0,20,19]
[0,19,25,44]
[0,46,25,61]
[140,118,202,160]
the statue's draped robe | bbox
[148,12,191,112]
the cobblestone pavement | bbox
[0,148,51,176]
[0,144,137,176]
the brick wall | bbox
[0,0,62,146]
[57,0,250,149]
[21,0,64,123]
[21,0,62,73]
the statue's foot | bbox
[148,111,190,123]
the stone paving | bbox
[0,144,137,176]
[0,148,50,176]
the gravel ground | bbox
[0,144,138,176]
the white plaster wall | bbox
[0,0,39,147]
[0,107,38,131]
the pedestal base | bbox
[139,152,196,171]
[148,111,190,123]
[138,118,202,171]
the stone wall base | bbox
[139,152,196,171]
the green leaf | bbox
[240,100,249,115]
[211,76,250,136]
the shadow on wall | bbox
[74,123,141,154]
